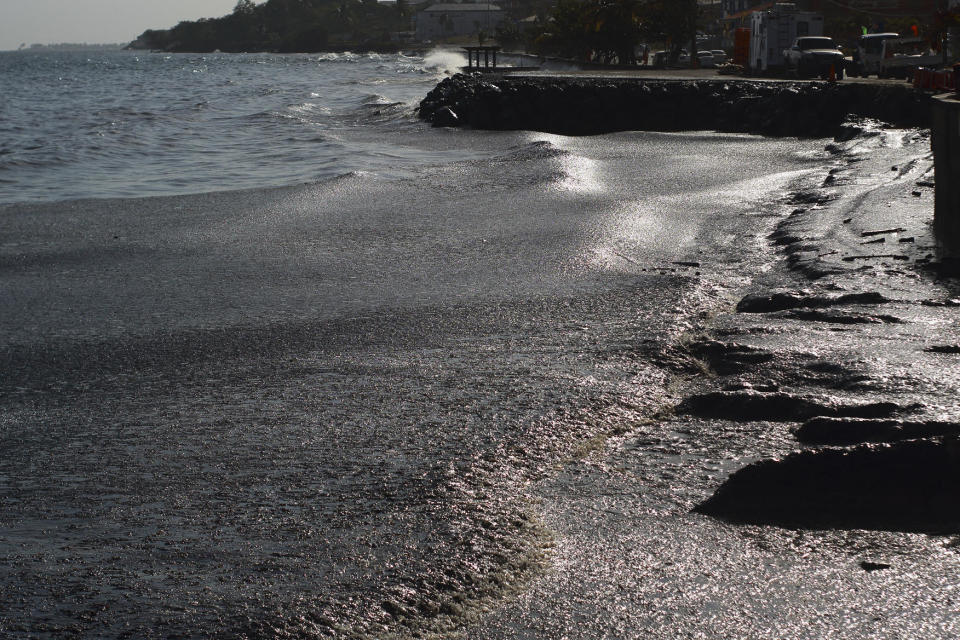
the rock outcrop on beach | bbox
[694,438,960,533]
[418,74,931,137]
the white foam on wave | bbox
[317,52,361,62]
[362,93,394,106]
[422,49,467,75]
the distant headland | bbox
[13,43,125,53]
[127,0,416,54]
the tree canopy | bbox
[128,0,701,60]
[130,0,411,53]
[536,0,699,64]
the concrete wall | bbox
[931,95,960,248]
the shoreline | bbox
[467,124,960,639]
[679,126,960,533]
[413,69,960,632]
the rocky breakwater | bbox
[418,74,932,137]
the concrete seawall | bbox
[418,74,932,138]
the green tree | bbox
[544,0,642,63]
[593,0,643,64]
[234,0,257,15]
[130,0,411,53]
[638,0,699,64]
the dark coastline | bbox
[418,74,932,137]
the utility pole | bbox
[689,0,698,67]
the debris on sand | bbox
[860,228,906,237]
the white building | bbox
[414,3,505,42]
[748,3,823,71]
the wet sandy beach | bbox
[2,116,958,638]
[469,126,960,639]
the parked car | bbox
[696,51,716,68]
[710,50,729,65]
[783,36,845,79]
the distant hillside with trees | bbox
[128,0,702,64]
[128,0,415,53]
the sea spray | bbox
[422,47,467,75]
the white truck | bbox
[782,36,845,79]
[748,3,824,73]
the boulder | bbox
[431,106,460,128]
[695,438,960,532]
[676,390,911,422]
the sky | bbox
[0,0,248,51]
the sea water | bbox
[0,49,477,203]
[2,50,953,639]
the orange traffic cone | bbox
[828,64,837,83]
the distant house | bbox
[721,2,775,30]
[725,0,942,20]
[722,0,770,16]
[804,0,940,14]
[722,0,943,45]
[414,3,505,41]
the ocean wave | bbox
[361,93,399,106]
[351,102,414,126]
[241,102,332,125]
[422,49,467,75]
[316,52,362,63]
[0,50,463,203]
[287,102,331,115]
[94,106,160,118]
[498,140,570,162]
[0,156,70,170]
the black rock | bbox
[431,106,460,128]
[795,416,960,445]
[676,390,911,422]
[736,291,889,313]
[694,438,960,533]
[924,344,960,354]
